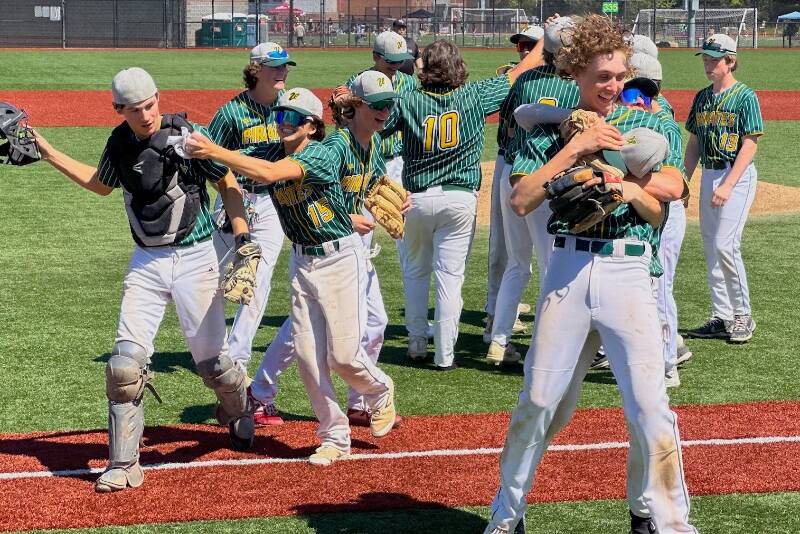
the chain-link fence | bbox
[2,0,799,49]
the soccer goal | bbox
[632,8,757,48]
[448,7,530,38]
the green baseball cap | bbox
[696,34,737,58]
[350,71,399,103]
[373,31,414,62]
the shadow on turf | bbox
[94,350,197,374]
[294,492,487,533]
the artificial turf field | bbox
[1,47,799,533]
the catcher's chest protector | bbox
[108,114,202,247]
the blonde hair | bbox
[555,14,631,79]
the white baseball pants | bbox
[699,163,757,319]
[403,186,477,368]
[213,192,285,372]
[386,156,408,293]
[656,200,687,374]
[485,153,509,317]
[487,236,696,534]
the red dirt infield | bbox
[1,89,797,127]
[1,401,798,531]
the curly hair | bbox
[328,93,363,128]
[418,40,469,89]
[555,14,631,79]
[243,61,261,90]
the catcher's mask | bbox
[0,102,41,166]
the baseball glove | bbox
[0,102,40,166]
[328,85,354,128]
[220,239,262,305]
[559,110,625,180]
[544,165,624,234]
[365,175,407,239]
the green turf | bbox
[1,49,799,90]
[1,127,799,432]
[21,492,800,533]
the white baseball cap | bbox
[544,16,575,54]
[275,88,323,120]
[250,42,297,67]
[697,34,737,57]
[111,67,158,106]
[350,71,399,103]
[631,34,659,58]
[373,31,414,62]
[510,25,544,44]
[603,127,670,178]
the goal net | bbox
[632,8,757,48]
[449,8,530,37]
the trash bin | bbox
[199,13,248,47]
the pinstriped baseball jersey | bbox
[513,105,685,276]
[206,90,284,185]
[495,62,518,156]
[685,82,763,165]
[345,70,417,160]
[263,141,353,246]
[500,64,580,165]
[656,94,674,118]
[384,74,511,192]
[323,127,386,214]
[97,123,226,247]
[654,111,687,177]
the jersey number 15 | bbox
[423,111,460,152]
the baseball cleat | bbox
[253,402,284,426]
[309,445,350,466]
[513,516,526,534]
[370,377,396,437]
[436,363,459,371]
[517,303,531,315]
[589,351,609,370]
[347,408,402,428]
[629,511,657,534]
[486,341,522,366]
[228,415,255,452]
[685,317,732,339]
[94,463,144,493]
[676,335,693,365]
[407,335,429,361]
[512,318,527,335]
[665,369,681,388]
[729,314,756,343]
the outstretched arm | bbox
[32,129,113,196]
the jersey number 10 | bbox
[423,111,460,152]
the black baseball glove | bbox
[545,166,624,234]
[0,102,40,165]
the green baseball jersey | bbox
[97,123,226,247]
[258,141,354,247]
[501,64,580,165]
[654,110,687,178]
[323,128,386,214]
[513,105,686,276]
[495,62,518,156]
[345,69,417,160]
[656,94,674,118]
[384,74,511,193]
[206,90,284,186]
[685,82,763,165]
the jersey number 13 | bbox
[422,111,460,152]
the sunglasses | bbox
[261,49,289,62]
[366,99,395,112]
[702,41,734,54]
[516,40,537,52]
[275,109,310,128]
[620,87,652,107]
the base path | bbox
[1,401,798,531]
[2,89,798,127]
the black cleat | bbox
[685,317,731,339]
[629,511,656,534]
[228,416,255,452]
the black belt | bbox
[703,161,730,170]
[554,236,645,257]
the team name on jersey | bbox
[341,172,372,194]
[272,181,314,206]
[241,123,280,145]
[694,111,737,127]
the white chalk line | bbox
[1,434,799,482]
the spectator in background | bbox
[392,19,421,75]
[294,20,305,47]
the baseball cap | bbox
[602,128,669,179]
[510,25,544,44]
[274,88,323,120]
[351,71,399,103]
[373,31,414,62]
[697,33,737,57]
[392,19,407,29]
[625,52,662,97]
[544,16,575,54]
[111,67,158,106]
[250,42,297,67]
[631,34,659,58]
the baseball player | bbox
[484,15,697,534]
[206,43,293,387]
[380,39,542,369]
[483,25,544,350]
[486,17,579,365]
[684,34,762,344]
[185,88,397,466]
[247,72,408,429]
[31,68,256,492]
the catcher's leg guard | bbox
[196,354,255,451]
[96,341,150,493]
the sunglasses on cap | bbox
[261,49,289,62]
[620,87,652,107]
[275,109,311,128]
[702,41,734,54]
[366,99,395,112]
[516,40,537,53]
